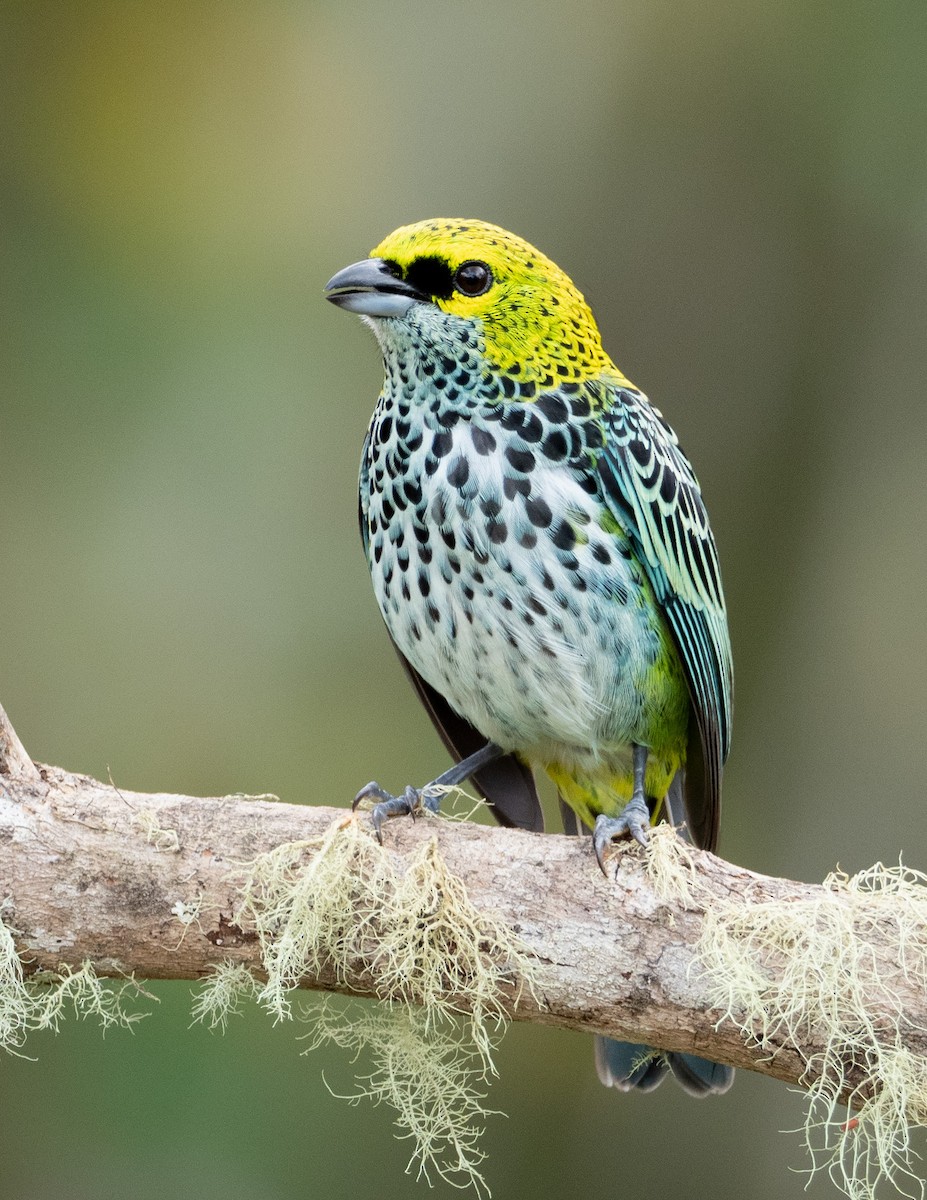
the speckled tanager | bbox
[325,219,733,1095]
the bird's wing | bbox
[358,434,544,833]
[596,387,732,850]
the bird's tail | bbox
[595,1038,734,1096]
[556,773,734,1097]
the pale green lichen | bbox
[0,909,149,1054]
[190,961,263,1033]
[692,858,927,1200]
[135,808,181,853]
[642,820,702,905]
[219,812,537,1194]
[302,995,498,1195]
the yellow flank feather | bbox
[545,756,681,830]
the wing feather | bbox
[597,388,732,850]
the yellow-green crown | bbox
[370,219,627,390]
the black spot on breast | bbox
[417,571,430,597]
[432,431,453,458]
[536,394,569,424]
[504,475,530,500]
[592,542,612,565]
[525,497,552,528]
[448,456,470,488]
[542,430,569,460]
[471,426,496,455]
[521,412,544,442]
[505,447,535,473]
[552,521,576,551]
[487,520,508,544]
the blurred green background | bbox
[2,2,927,1197]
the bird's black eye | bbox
[454,261,493,297]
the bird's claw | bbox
[352,781,439,843]
[593,798,651,875]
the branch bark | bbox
[1,702,921,1096]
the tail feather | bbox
[669,1052,735,1096]
[595,1037,668,1092]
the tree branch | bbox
[1,701,924,1100]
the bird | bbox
[324,218,733,1096]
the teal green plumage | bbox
[326,219,733,1095]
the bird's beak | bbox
[324,257,427,317]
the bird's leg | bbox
[593,743,651,874]
[353,741,505,843]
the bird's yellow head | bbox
[326,219,627,391]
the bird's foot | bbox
[593,796,651,875]
[352,781,441,843]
